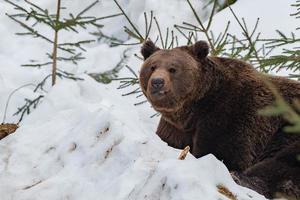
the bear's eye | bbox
[150,66,156,72]
[168,67,176,74]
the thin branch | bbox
[227,5,265,72]
[113,0,144,42]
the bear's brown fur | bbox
[139,40,300,199]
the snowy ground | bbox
[0,0,297,199]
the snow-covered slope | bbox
[0,76,265,200]
[0,0,296,199]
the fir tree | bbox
[5,0,121,122]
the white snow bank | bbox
[0,77,265,200]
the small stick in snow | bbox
[23,180,42,190]
[68,142,77,152]
[217,185,237,200]
[178,146,190,160]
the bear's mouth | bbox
[147,90,181,113]
[149,89,170,101]
[151,90,168,96]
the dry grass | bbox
[0,123,18,140]
[217,185,237,200]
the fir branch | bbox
[260,31,300,73]
[6,13,76,55]
[210,21,230,55]
[56,53,85,65]
[89,49,130,84]
[6,13,53,43]
[90,29,124,46]
[184,0,217,54]
[5,0,55,28]
[115,65,140,98]
[59,40,95,52]
[291,0,300,22]
[113,0,144,42]
[33,74,52,92]
[22,61,53,68]
[227,5,265,72]
[263,31,300,48]
[261,53,300,72]
[144,11,154,40]
[77,0,99,17]
[60,12,122,32]
[56,71,84,81]
[112,4,154,45]
[14,95,44,123]
[154,17,165,48]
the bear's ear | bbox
[189,40,209,59]
[141,40,160,60]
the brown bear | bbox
[139,40,300,199]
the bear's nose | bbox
[151,78,164,90]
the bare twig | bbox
[178,146,190,160]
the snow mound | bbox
[0,77,265,200]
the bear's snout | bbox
[148,69,170,97]
[151,78,164,90]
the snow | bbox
[0,77,264,200]
[0,0,296,199]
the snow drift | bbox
[0,78,265,200]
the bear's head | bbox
[139,40,210,114]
